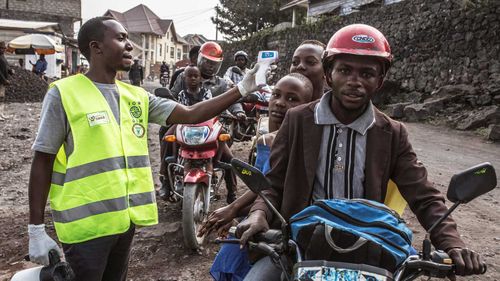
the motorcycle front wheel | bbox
[182,183,207,249]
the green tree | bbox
[212,0,292,41]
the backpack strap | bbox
[325,224,368,253]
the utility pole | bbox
[215,8,218,41]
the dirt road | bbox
[0,101,498,281]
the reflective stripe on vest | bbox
[52,191,155,223]
[49,74,158,244]
[51,155,150,186]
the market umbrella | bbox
[7,34,64,55]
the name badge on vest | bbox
[87,111,110,127]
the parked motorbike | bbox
[160,72,169,88]
[221,159,496,281]
[219,113,259,144]
[220,91,270,143]
[164,117,231,249]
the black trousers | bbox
[62,225,135,281]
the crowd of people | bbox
[22,15,487,281]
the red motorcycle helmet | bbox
[323,24,393,75]
[198,42,223,77]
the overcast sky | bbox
[82,0,220,40]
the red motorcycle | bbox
[220,90,271,143]
[164,117,231,249]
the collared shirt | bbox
[312,91,375,201]
[223,66,248,85]
[177,87,212,106]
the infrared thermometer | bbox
[255,51,278,86]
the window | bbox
[159,44,162,57]
[170,47,174,59]
[177,48,181,60]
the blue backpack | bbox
[290,199,413,272]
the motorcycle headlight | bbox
[182,126,210,145]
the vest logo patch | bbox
[132,123,145,138]
[87,111,110,127]
[130,105,142,118]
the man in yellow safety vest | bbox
[27,16,262,281]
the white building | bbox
[105,5,186,78]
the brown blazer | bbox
[251,101,465,251]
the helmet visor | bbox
[198,56,222,77]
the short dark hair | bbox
[299,40,326,50]
[184,64,200,73]
[286,72,314,100]
[78,16,115,61]
[189,46,201,61]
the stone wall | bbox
[220,0,500,96]
[0,0,81,35]
[220,0,500,139]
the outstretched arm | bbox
[167,87,242,124]
[167,65,261,125]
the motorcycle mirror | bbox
[154,87,176,100]
[447,162,497,203]
[231,158,271,194]
[231,158,288,229]
[423,163,497,260]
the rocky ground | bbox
[0,97,499,280]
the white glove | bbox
[237,64,262,97]
[28,224,62,266]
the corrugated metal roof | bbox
[123,4,163,35]
[0,18,59,30]
[183,34,209,46]
[309,0,342,16]
[280,0,382,16]
[158,19,172,35]
[176,33,189,44]
[280,0,309,11]
[105,5,171,36]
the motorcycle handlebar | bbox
[248,241,280,260]
[404,258,454,279]
[219,113,258,122]
[253,229,283,244]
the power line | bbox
[164,7,214,18]
[175,8,214,25]
[174,8,213,23]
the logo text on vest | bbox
[87,111,110,127]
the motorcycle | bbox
[219,113,259,144]
[221,159,496,281]
[163,117,231,249]
[220,91,270,143]
[160,72,169,88]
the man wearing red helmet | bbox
[237,24,485,280]
[171,42,246,119]
[169,42,243,203]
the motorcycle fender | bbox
[180,149,217,159]
[184,168,210,185]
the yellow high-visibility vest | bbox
[384,180,407,216]
[49,74,158,244]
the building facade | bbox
[0,0,81,36]
[105,4,186,78]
